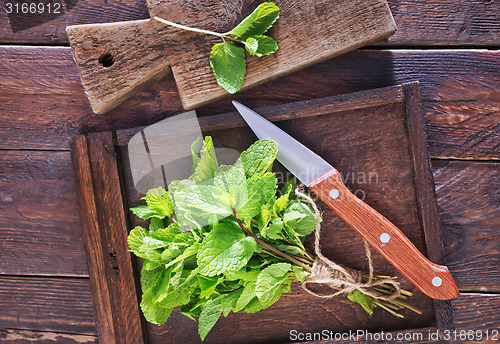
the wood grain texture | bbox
[66,0,396,112]
[0,150,88,276]
[0,47,498,160]
[0,276,96,335]
[71,133,146,344]
[0,0,498,45]
[309,170,459,301]
[0,329,97,344]
[452,293,500,332]
[433,160,500,293]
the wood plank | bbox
[452,293,500,333]
[0,150,88,276]
[0,47,498,160]
[71,133,146,343]
[0,1,498,45]
[433,160,500,293]
[0,276,96,335]
[0,329,97,343]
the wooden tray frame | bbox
[71,82,455,343]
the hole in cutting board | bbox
[98,53,114,67]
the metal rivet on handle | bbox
[380,232,391,243]
[432,277,443,287]
[329,189,339,199]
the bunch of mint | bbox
[128,137,419,340]
[128,137,316,340]
[155,2,280,94]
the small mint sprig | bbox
[154,2,280,94]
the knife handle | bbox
[309,170,459,300]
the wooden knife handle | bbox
[309,170,459,300]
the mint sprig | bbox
[154,2,280,94]
[128,136,420,340]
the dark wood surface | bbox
[0,0,498,342]
[0,0,498,45]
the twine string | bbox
[295,185,401,301]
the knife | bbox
[232,101,459,300]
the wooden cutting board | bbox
[70,82,454,343]
[66,0,396,114]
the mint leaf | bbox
[158,268,199,309]
[256,262,291,307]
[230,2,280,40]
[245,35,278,57]
[140,291,173,325]
[214,160,247,209]
[141,187,174,218]
[150,222,181,241]
[164,243,199,269]
[128,226,167,263]
[197,222,256,276]
[130,205,162,220]
[174,184,233,228]
[210,42,246,94]
[220,289,243,316]
[236,172,277,219]
[149,217,164,232]
[283,201,317,237]
[241,139,277,177]
[235,280,257,312]
[191,136,218,183]
[198,296,223,340]
[261,217,284,240]
[198,275,222,299]
[347,290,374,316]
[292,265,310,283]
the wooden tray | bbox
[70,82,454,344]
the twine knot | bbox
[295,185,401,302]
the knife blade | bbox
[233,101,459,300]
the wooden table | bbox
[0,1,498,343]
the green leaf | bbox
[128,226,168,262]
[236,172,277,219]
[241,139,277,177]
[198,296,223,340]
[130,205,163,220]
[261,217,284,240]
[149,217,164,232]
[150,222,181,241]
[347,289,374,316]
[256,262,291,307]
[142,187,174,218]
[197,222,256,277]
[197,275,222,299]
[214,160,247,209]
[283,201,317,237]
[245,35,278,57]
[220,288,244,316]
[274,179,295,214]
[174,184,233,228]
[235,280,257,312]
[158,268,199,309]
[210,42,246,94]
[230,2,280,40]
[140,264,163,293]
[164,243,199,269]
[140,291,173,325]
[191,136,219,183]
[150,266,173,303]
[292,265,310,283]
